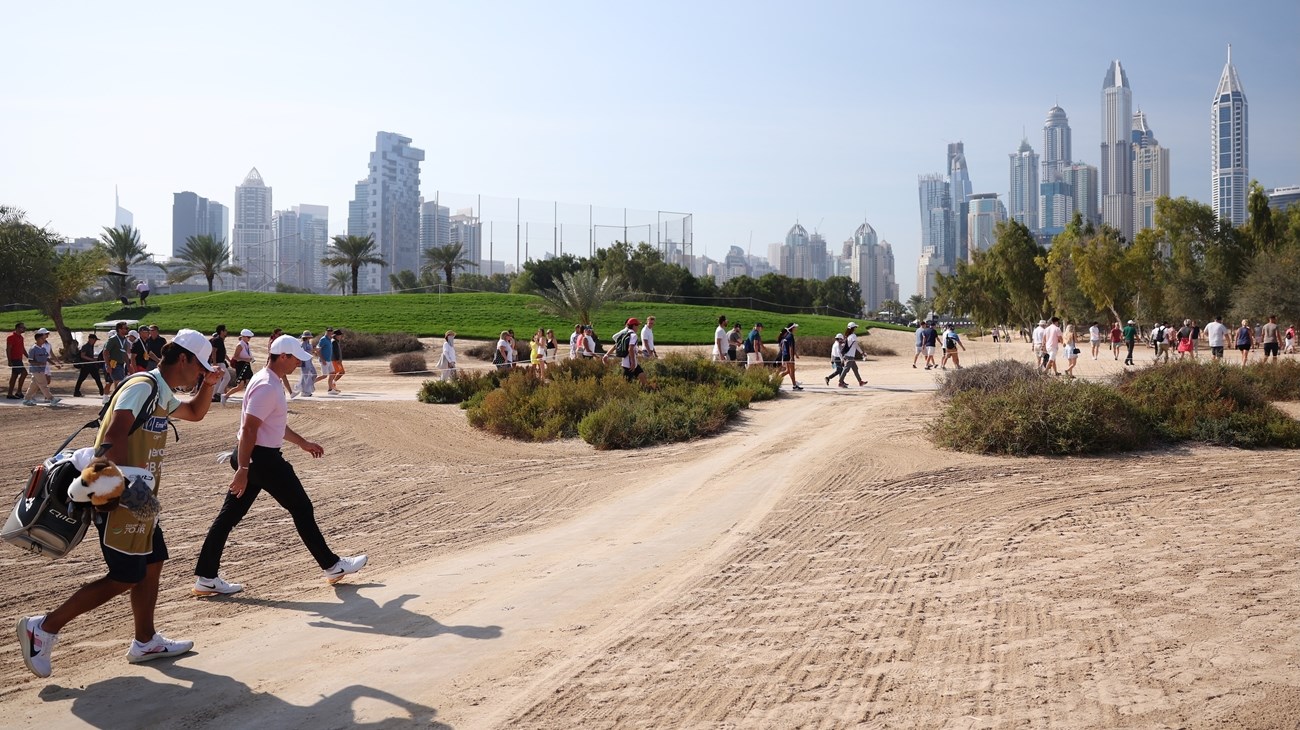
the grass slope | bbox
[5,292,907,344]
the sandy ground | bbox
[0,329,1298,728]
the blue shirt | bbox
[317,336,334,361]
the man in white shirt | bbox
[1204,315,1229,360]
[1031,319,1047,370]
[194,334,367,596]
[639,316,657,359]
[1043,317,1062,375]
[607,318,647,385]
[713,315,729,362]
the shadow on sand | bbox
[226,582,504,640]
[40,661,449,729]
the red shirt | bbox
[6,331,24,362]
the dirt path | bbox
[2,333,1299,728]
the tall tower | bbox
[850,221,879,310]
[1009,139,1040,232]
[918,174,955,272]
[948,142,972,263]
[1132,111,1171,233]
[233,168,273,291]
[1211,45,1248,226]
[1101,60,1134,239]
[347,132,425,292]
[1042,105,1072,183]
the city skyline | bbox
[2,1,1297,300]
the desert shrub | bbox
[339,330,423,358]
[1114,360,1300,448]
[1241,359,1300,401]
[389,352,427,374]
[930,378,1152,456]
[578,382,746,450]
[417,370,501,404]
[467,368,636,440]
[937,359,1041,400]
[548,356,614,381]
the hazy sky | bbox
[3,0,1297,298]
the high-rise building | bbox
[271,204,329,291]
[876,241,898,306]
[449,209,483,272]
[1008,139,1040,232]
[271,208,299,289]
[347,132,425,292]
[1102,60,1135,239]
[1042,105,1072,183]
[948,143,972,264]
[1268,186,1300,214]
[1211,45,1249,226]
[808,232,829,281]
[850,221,879,309]
[419,199,451,251]
[782,223,824,280]
[208,202,229,246]
[232,168,273,291]
[967,193,1007,260]
[917,247,942,300]
[1064,163,1100,225]
[172,192,229,255]
[1132,110,1171,234]
[114,187,133,230]
[918,174,956,272]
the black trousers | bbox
[195,446,339,577]
[74,365,103,394]
[1125,341,1136,364]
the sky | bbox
[2,0,1298,299]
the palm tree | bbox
[327,270,351,295]
[906,294,932,322]
[320,234,385,295]
[168,235,244,291]
[389,269,439,294]
[421,242,476,291]
[97,225,150,299]
[536,270,625,327]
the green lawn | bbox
[4,291,907,344]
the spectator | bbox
[824,333,845,386]
[941,323,967,371]
[608,318,646,385]
[128,330,146,373]
[103,321,131,399]
[582,326,597,359]
[1205,315,1228,360]
[728,324,742,363]
[328,330,345,393]
[222,329,255,403]
[297,331,318,397]
[437,330,457,381]
[544,329,558,364]
[268,328,294,395]
[919,321,939,370]
[1236,319,1254,365]
[1150,321,1167,363]
[1031,319,1047,370]
[73,333,104,398]
[1109,321,1123,361]
[135,280,150,306]
[494,330,512,370]
[1043,317,1062,375]
[1176,320,1194,360]
[1122,319,1139,366]
[743,322,764,368]
[317,328,335,390]
[912,322,925,369]
[776,323,802,391]
[712,315,728,362]
[22,328,62,405]
[1061,324,1077,377]
[837,322,867,388]
[530,328,546,374]
[1285,323,1296,355]
[1261,314,1282,363]
[1190,319,1201,358]
[6,321,27,400]
[143,325,165,371]
[1088,321,1102,360]
[568,324,583,359]
[209,325,231,403]
[640,316,657,359]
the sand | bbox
[0,329,1298,729]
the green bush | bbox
[389,352,427,374]
[339,330,423,358]
[1241,359,1300,401]
[1114,360,1300,448]
[416,370,501,404]
[930,378,1152,456]
[578,382,746,450]
[937,359,1041,400]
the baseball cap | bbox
[834,333,845,340]
[626,318,640,327]
[34,327,50,335]
[846,322,858,329]
[239,328,254,337]
[269,334,312,361]
[172,328,216,371]
[1127,320,1135,324]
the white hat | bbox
[127,330,139,339]
[270,334,311,361]
[1127,319,1135,324]
[1038,319,1047,326]
[34,327,49,335]
[846,322,858,329]
[239,328,254,338]
[834,333,845,340]
[172,328,216,371]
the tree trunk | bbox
[351,266,359,296]
[50,307,75,359]
[207,275,215,292]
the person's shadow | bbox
[228,583,503,640]
[40,661,448,729]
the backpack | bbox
[2,374,167,559]
[613,329,633,358]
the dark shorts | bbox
[233,361,254,382]
[109,364,126,381]
[1211,346,1224,357]
[727,347,737,362]
[622,364,644,381]
[7,359,25,375]
[1237,344,1251,351]
[94,517,168,584]
[1264,342,1279,356]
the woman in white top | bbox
[437,330,457,381]
[1088,321,1102,360]
[1064,324,1079,378]
[222,329,256,403]
[823,333,845,386]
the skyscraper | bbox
[850,221,879,309]
[918,174,956,272]
[1039,105,1074,236]
[232,168,273,291]
[1101,60,1134,239]
[948,142,972,264]
[1132,110,1170,233]
[271,204,329,291]
[1211,45,1248,226]
[114,187,133,229]
[1008,139,1040,232]
[967,193,1007,260]
[172,192,229,255]
[347,132,426,292]
[420,200,450,251]
[449,210,483,271]
[271,208,299,289]
[1064,163,1100,225]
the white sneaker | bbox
[16,615,57,678]
[192,575,244,597]
[323,554,368,584]
[126,632,194,663]
[220,394,229,405]
[47,397,61,406]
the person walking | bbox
[135,280,150,306]
[143,326,165,371]
[297,331,318,397]
[639,317,657,359]
[193,334,367,597]
[222,329,255,403]
[776,323,802,391]
[1062,324,1079,377]
[912,322,925,369]
[1031,319,1047,370]
[1088,321,1102,360]
[607,318,647,385]
[530,328,546,374]
[728,324,742,363]
[824,333,845,385]
[73,333,104,398]
[1261,315,1282,363]
[1122,319,1139,365]
[22,328,62,406]
[102,321,131,399]
[1285,323,1296,355]
[209,325,231,403]
[1236,319,1254,365]
[837,322,867,388]
[1176,320,1195,360]
[128,330,147,374]
[18,330,221,677]
[713,315,729,362]
[328,330,345,393]
[267,328,294,395]
[544,329,558,364]
[437,330,457,381]
[493,330,512,370]
[920,321,939,370]
[1205,315,1228,360]
[743,322,764,368]
[941,323,967,370]
[316,328,335,389]
[1109,321,1123,360]
[7,321,28,400]
[567,324,583,359]
[1043,317,1062,375]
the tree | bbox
[97,225,150,299]
[456,272,514,293]
[0,205,55,308]
[389,269,438,294]
[327,270,351,295]
[320,234,385,295]
[906,294,932,321]
[1072,223,1138,324]
[815,276,863,316]
[168,235,244,292]
[1232,246,1300,326]
[518,253,582,293]
[875,299,905,319]
[40,248,110,355]
[536,269,625,326]
[1247,180,1278,252]
[421,242,476,290]
[1041,215,1099,322]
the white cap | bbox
[269,334,312,361]
[172,328,216,371]
[239,328,254,337]
[34,327,49,335]
[846,322,858,329]
[834,333,845,340]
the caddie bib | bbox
[94,373,170,555]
